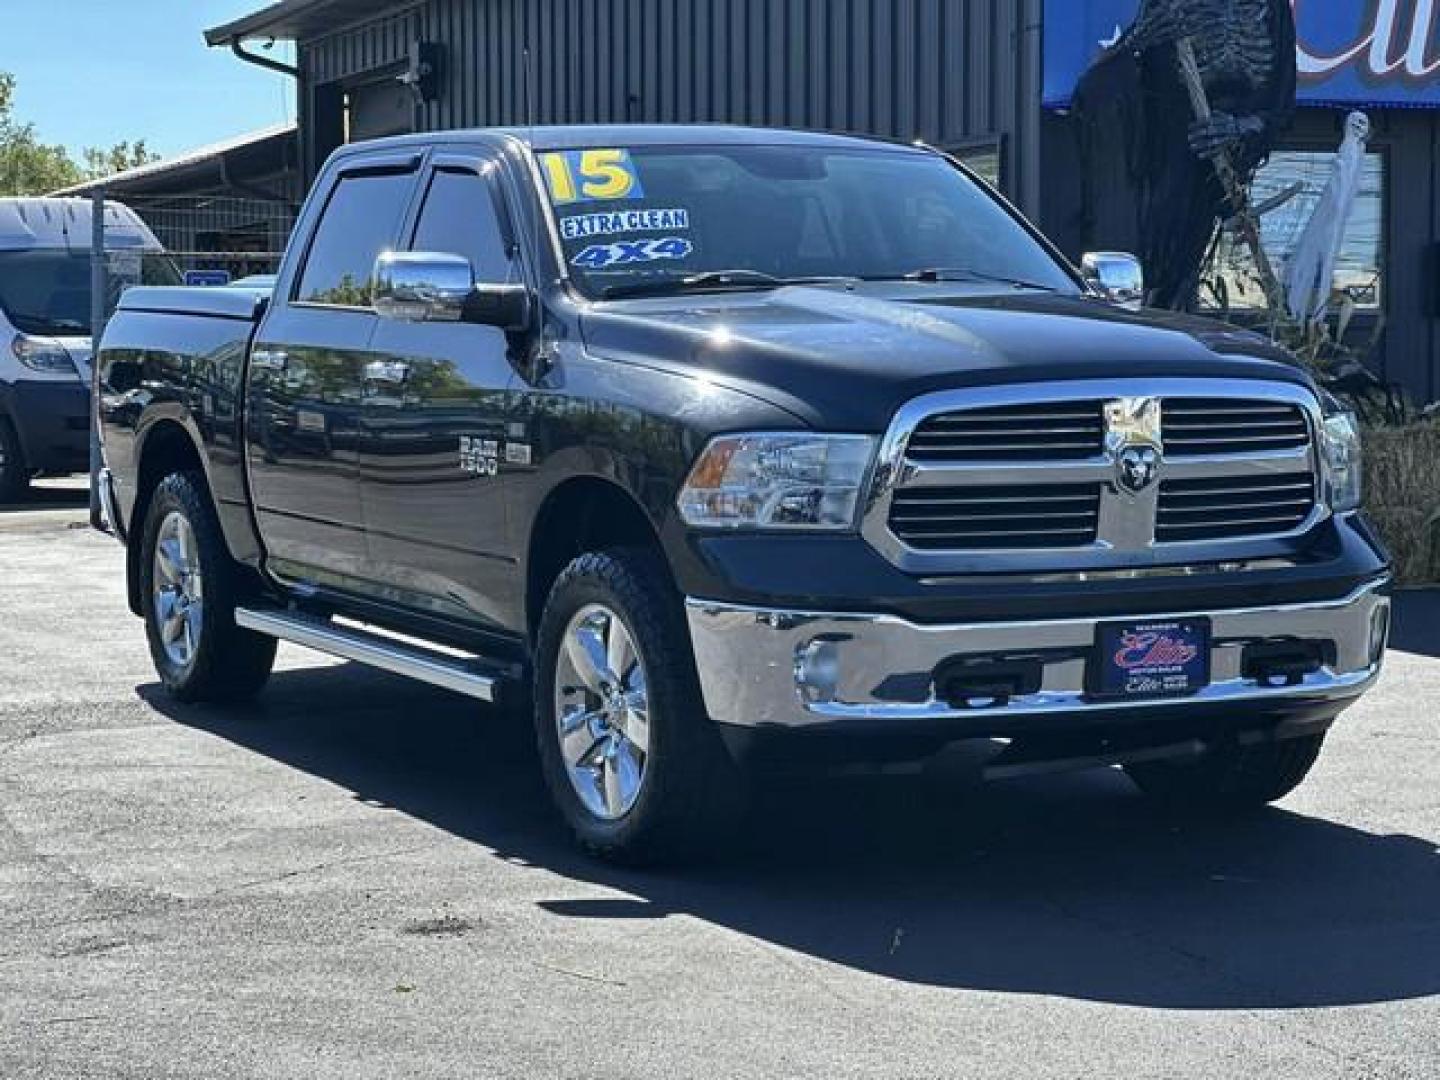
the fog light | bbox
[1370,601,1391,663]
[795,639,842,704]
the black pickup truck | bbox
[96,125,1391,862]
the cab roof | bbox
[332,124,928,160]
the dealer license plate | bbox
[1094,618,1211,700]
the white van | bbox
[0,198,169,499]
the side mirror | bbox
[463,282,534,334]
[1082,252,1145,311]
[373,251,535,332]
[373,251,473,323]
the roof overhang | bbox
[205,0,419,46]
[53,124,298,198]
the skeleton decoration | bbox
[1285,111,1372,325]
[1072,0,1297,309]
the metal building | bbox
[206,0,1440,403]
[206,0,1042,208]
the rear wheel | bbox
[1125,733,1326,812]
[533,549,745,864]
[0,416,30,502]
[140,472,276,703]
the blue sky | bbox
[4,0,296,160]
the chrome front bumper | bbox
[685,577,1391,731]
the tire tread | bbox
[534,547,743,864]
[0,416,29,502]
[140,471,276,703]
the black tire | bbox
[0,416,29,502]
[139,472,277,703]
[533,548,745,864]
[1125,733,1326,813]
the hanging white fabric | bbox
[1285,111,1371,325]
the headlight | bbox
[678,433,877,531]
[1318,400,1363,513]
[12,335,77,376]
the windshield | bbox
[0,250,179,337]
[539,144,1079,299]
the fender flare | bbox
[124,410,213,617]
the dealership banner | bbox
[1045,0,1440,108]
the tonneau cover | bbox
[117,286,269,322]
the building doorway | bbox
[345,78,415,143]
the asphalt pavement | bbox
[1,479,1437,1079]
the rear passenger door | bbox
[358,155,524,632]
[246,159,420,592]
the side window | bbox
[296,170,415,306]
[411,168,515,284]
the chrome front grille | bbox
[907,402,1104,462]
[890,484,1101,550]
[864,379,1325,574]
[1156,473,1317,543]
[1162,398,1310,455]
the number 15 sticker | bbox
[540,149,645,205]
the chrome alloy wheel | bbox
[152,510,205,669]
[554,604,651,821]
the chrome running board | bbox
[235,608,504,704]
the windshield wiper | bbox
[600,270,857,300]
[868,267,1060,292]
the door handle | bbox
[366,360,412,386]
[251,349,290,374]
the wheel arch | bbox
[125,418,209,616]
[524,475,672,642]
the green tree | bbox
[83,140,160,181]
[0,73,82,194]
[0,72,162,195]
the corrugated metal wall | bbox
[298,0,1043,211]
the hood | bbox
[579,285,1312,430]
[58,336,93,386]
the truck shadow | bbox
[1390,589,1440,659]
[142,666,1440,1011]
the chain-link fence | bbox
[89,192,299,321]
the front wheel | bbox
[0,416,30,502]
[140,472,277,703]
[533,549,744,864]
[1125,733,1327,812]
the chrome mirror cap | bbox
[1082,252,1145,311]
[373,251,474,323]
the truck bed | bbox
[115,285,270,322]
[98,284,273,558]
